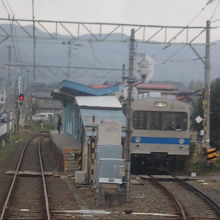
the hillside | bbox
[0,24,219,86]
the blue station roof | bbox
[51,80,120,101]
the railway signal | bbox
[18,93,24,105]
[18,93,24,101]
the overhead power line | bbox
[210,0,220,21]
[4,0,14,16]
[89,41,102,68]
[212,18,220,23]
[1,0,10,17]
[4,63,124,71]
[160,28,207,65]
[151,1,214,58]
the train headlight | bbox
[135,137,141,143]
[154,101,168,107]
[109,177,115,182]
[178,138,185,145]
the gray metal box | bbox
[98,158,125,184]
[95,145,124,185]
[96,145,123,159]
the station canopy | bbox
[51,80,120,101]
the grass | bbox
[0,120,56,163]
[182,143,220,175]
[0,121,56,164]
[27,121,56,132]
[185,156,220,175]
[0,132,25,163]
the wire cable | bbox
[210,0,220,21]
[1,0,10,17]
[152,2,212,58]
[160,28,206,65]
[89,41,101,68]
[4,0,13,16]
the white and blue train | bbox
[130,97,190,173]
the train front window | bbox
[133,111,187,131]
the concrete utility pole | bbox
[29,0,36,122]
[32,0,36,80]
[125,29,135,202]
[6,45,12,138]
[122,64,126,83]
[203,20,211,150]
[67,41,72,78]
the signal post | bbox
[15,93,25,133]
[202,20,217,164]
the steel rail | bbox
[172,175,220,217]
[0,134,40,220]
[38,134,51,220]
[145,176,188,220]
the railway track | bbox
[1,131,220,220]
[141,175,220,219]
[0,132,51,220]
[171,175,220,219]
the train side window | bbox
[133,111,145,129]
[133,111,187,131]
[133,111,152,129]
[150,112,160,130]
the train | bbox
[130,96,190,173]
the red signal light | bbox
[18,94,24,101]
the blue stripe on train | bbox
[131,136,190,145]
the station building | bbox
[51,80,126,186]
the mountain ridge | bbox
[0,24,219,86]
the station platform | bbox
[49,130,82,175]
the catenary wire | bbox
[160,28,206,65]
[1,0,10,17]
[152,1,213,58]
[4,0,13,16]
[210,0,220,21]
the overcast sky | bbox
[1,0,220,40]
[1,0,219,24]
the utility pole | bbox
[67,41,72,78]
[122,64,126,83]
[6,45,12,138]
[203,20,211,150]
[14,78,18,133]
[32,0,36,80]
[125,29,135,202]
[29,0,36,122]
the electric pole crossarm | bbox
[189,44,205,65]
[0,36,9,44]
[14,20,33,38]
[101,24,120,41]
[59,22,77,40]
[0,25,10,37]
[145,27,164,43]
[37,21,56,39]
[0,17,209,44]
